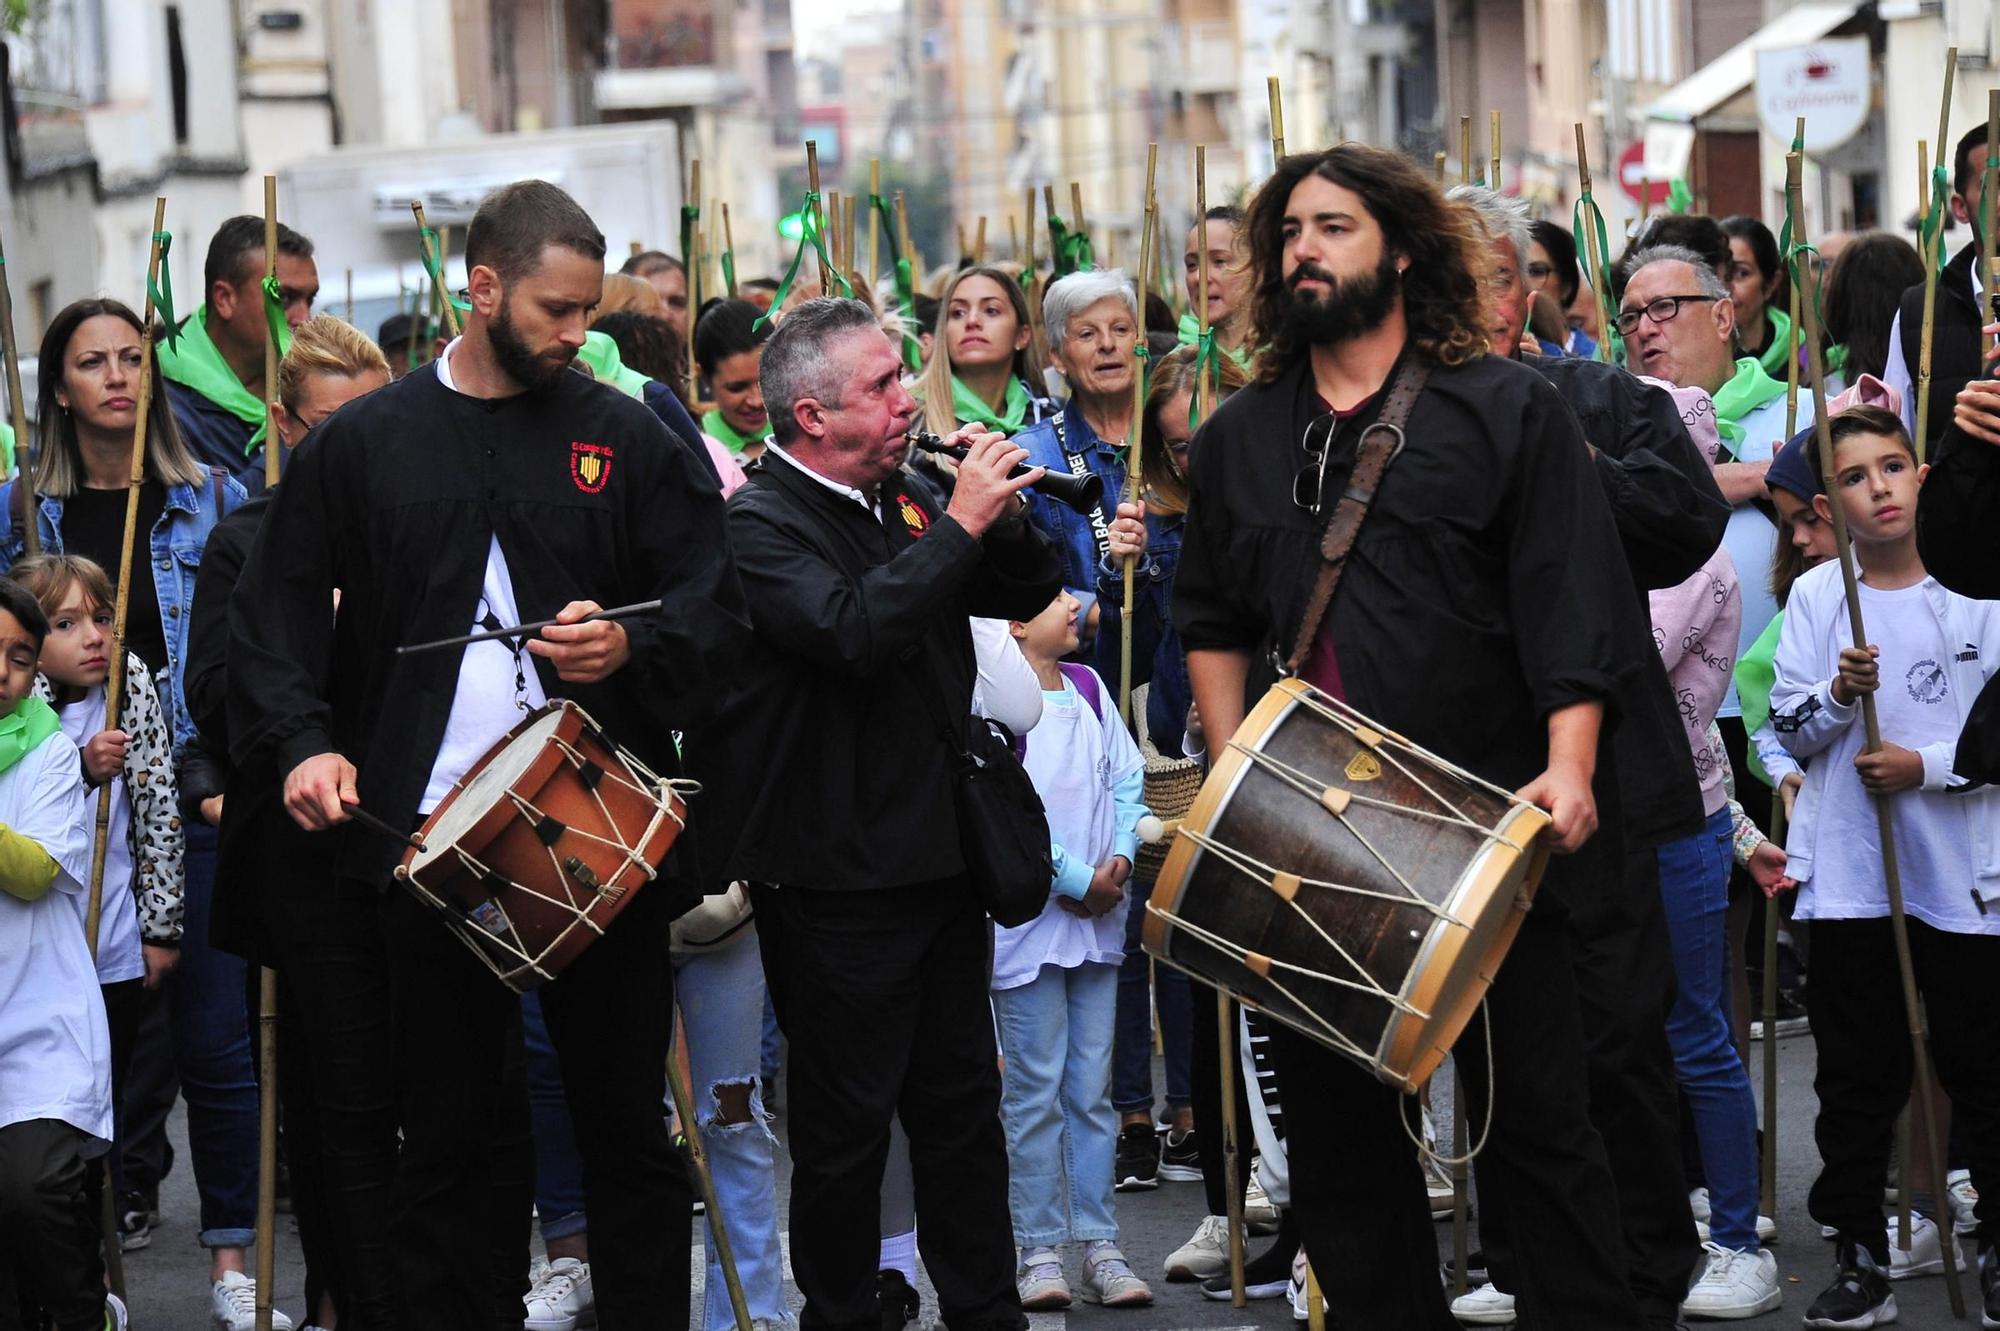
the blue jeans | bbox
[523,928,793,1331]
[992,962,1120,1248]
[168,821,259,1248]
[1112,879,1191,1115]
[1657,807,1761,1251]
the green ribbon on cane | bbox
[1777,131,1828,342]
[1666,178,1693,215]
[417,227,472,319]
[1919,164,1952,278]
[752,191,852,334]
[260,276,292,360]
[1571,188,1621,365]
[680,203,703,310]
[1188,326,1220,430]
[721,245,737,298]
[869,192,923,370]
[146,232,181,349]
[1045,212,1094,278]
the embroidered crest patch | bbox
[570,442,613,493]
[896,491,930,536]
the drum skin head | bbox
[1143,678,1553,1094]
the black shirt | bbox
[62,480,169,675]
[227,363,751,888]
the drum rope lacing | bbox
[1397,1003,1496,1169]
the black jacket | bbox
[684,451,1061,892]
[1174,351,1652,793]
[1897,242,1986,453]
[1918,422,2000,781]
[227,365,750,890]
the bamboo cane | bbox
[1789,148,1967,1319]
[722,203,738,297]
[805,147,827,298]
[1218,999,1246,1307]
[264,178,283,489]
[1025,187,1039,272]
[1009,213,1021,263]
[1434,151,1447,185]
[345,266,354,325]
[0,210,36,557]
[868,159,882,290]
[1489,111,1501,191]
[1983,93,1998,371]
[843,195,857,290]
[1268,76,1285,160]
[665,1036,756,1331]
[410,202,462,339]
[1070,181,1087,253]
[1574,124,1613,364]
[1118,143,1158,729]
[687,160,704,312]
[1451,1068,1469,1293]
[1196,148,1213,422]
[1640,173,1651,223]
[1460,116,1472,185]
[1918,95,1952,461]
[975,215,988,266]
[1305,1262,1325,1331]
[955,221,968,266]
[253,177,284,1331]
[829,190,844,275]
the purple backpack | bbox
[1011,662,1103,761]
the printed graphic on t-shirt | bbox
[1906,659,1948,706]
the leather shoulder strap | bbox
[1281,358,1430,675]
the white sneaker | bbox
[1164,1214,1234,1281]
[1951,1169,1981,1237]
[1288,1247,1327,1323]
[1244,1176,1281,1235]
[1886,1214,1945,1279]
[212,1272,294,1331]
[106,1293,129,1331]
[524,1256,594,1331]
[1681,1243,1782,1319]
[1689,1188,1777,1244]
[1448,1281,1518,1325]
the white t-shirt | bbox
[1792,580,1990,934]
[1720,391,1814,718]
[991,675,1144,990]
[422,342,550,813]
[0,730,109,1141]
[55,688,141,983]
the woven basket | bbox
[1137,756,1204,882]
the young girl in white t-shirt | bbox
[992,589,1153,1312]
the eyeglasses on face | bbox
[1614,294,1718,337]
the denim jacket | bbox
[0,472,247,755]
[1013,401,1127,623]
[1094,509,1189,755]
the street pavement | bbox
[118,1027,1970,1329]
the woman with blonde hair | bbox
[918,265,1055,438]
[272,313,391,451]
[595,272,667,322]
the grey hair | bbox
[1042,269,1138,350]
[1625,245,1730,302]
[759,297,885,444]
[1445,184,1531,270]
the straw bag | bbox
[1132,683,1204,883]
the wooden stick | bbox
[1218,999,1246,1307]
[264,177,282,488]
[687,160,704,310]
[1574,124,1612,363]
[0,207,38,556]
[1009,213,1021,262]
[252,182,283,1331]
[804,145,824,295]
[1983,93,1998,370]
[410,201,462,340]
[1452,1069,1470,1295]
[1268,76,1286,160]
[955,221,968,265]
[1025,187,1039,271]
[1640,172,1651,223]
[1460,115,1472,184]
[722,203,738,297]
[1489,110,1501,190]
[1304,1261,1325,1331]
[1070,181,1087,248]
[1913,50,1958,461]
[1759,804,1784,1222]
[665,1031,757,1331]
[1790,146,1967,1320]
[1118,142,1158,729]
[345,266,354,324]
[1434,151,1447,185]
[894,190,913,269]
[843,194,857,287]
[974,215,987,266]
[867,159,882,290]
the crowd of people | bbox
[0,126,1997,1331]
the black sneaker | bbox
[1115,1122,1160,1191]
[1159,1128,1201,1182]
[878,1268,920,1331]
[1804,1242,1896,1329]
[1980,1242,2000,1330]
[1198,1235,1297,1301]
[117,1190,155,1252]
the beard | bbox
[1279,250,1402,347]
[490,294,577,391]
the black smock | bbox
[226,362,750,896]
[1918,420,2000,781]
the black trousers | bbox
[1808,916,2000,1260]
[1189,982,1256,1218]
[1479,842,1696,1325]
[267,877,400,1330]
[0,1119,107,1331]
[752,878,1023,1331]
[384,881,689,1331]
[1272,899,1641,1330]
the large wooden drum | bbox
[1143,679,1552,1093]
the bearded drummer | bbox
[1172,143,1659,1327]
[228,179,751,1331]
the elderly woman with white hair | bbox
[1011,270,1142,643]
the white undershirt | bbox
[420,341,549,813]
[55,687,140,983]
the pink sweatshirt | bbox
[1643,380,1743,816]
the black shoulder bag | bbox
[916,673,1053,927]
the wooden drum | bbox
[1142,678,1552,1093]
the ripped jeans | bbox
[524,925,792,1330]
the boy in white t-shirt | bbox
[1771,405,2000,1329]
[993,590,1153,1313]
[0,574,121,1330]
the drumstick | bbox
[396,599,665,655]
[344,803,428,852]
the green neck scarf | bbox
[1750,306,1795,380]
[949,374,1030,435]
[0,695,60,777]
[702,408,771,456]
[1177,312,1251,370]
[155,306,268,450]
[574,332,652,400]
[1710,357,1788,449]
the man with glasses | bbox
[1621,246,1810,777]
[1175,142,1655,1329]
